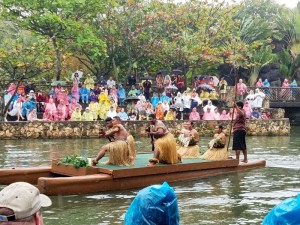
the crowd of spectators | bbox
[4,72,296,122]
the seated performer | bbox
[92,116,136,166]
[200,125,228,161]
[147,114,181,166]
[177,121,200,158]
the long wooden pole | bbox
[226,67,239,152]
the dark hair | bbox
[148,114,156,119]
[236,101,244,108]
[105,117,112,122]
[113,116,121,121]
[218,125,223,130]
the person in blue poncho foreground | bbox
[263,194,300,225]
[124,182,179,225]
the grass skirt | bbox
[200,147,228,161]
[177,145,200,158]
[127,135,136,164]
[155,133,179,164]
[104,135,136,166]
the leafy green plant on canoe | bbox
[57,155,91,168]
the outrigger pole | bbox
[226,67,239,152]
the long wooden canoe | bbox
[0,154,266,196]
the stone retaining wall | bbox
[0,119,290,139]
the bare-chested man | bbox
[147,114,181,166]
[92,116,136,166]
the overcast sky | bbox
[235,0,299,8]
[172,0,299,9]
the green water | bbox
[0,127,300,225]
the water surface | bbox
[0,127,299,225]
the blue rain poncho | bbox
[263,194,300,225]
[124,182,179,225]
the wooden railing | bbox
[247,87,300,102]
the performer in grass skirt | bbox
[200,125,228,161]
[147,114,181,166]
[92,116,136,166]
[176,121,200,158]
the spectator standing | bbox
[252,88,265,109]
[177,75,185,93]
[48,87,56,100]
[84,74,95,91]
[25,81,35,94]
[143,79,152,100]
[209,89,219,106]
[7,82,16,96]
[236,79,247,102]
[98,75,106,86]
[255,78,263,87]
[218,77,228,100]
[182,91,191,119]
[117,84,126,105]
[35,90,46,112]
[151,92,159,110]
[290,79,298,99]
[245,90,255,108]
[243,101,252,119]
[128,74,136,87]
[107,76,116,89]
[262,78,271,95]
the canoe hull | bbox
[0,160,266,196]
[0,167,52,185]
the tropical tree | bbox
[1,0,108,80]
[0,27,54,121]
[275,7,300,79]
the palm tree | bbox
[275,8,300,79]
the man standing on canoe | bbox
[92,116,136,166]
[147,114,181,166]
[232,102,248,163]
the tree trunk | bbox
[52,38,62,81]
[0,93,5,122]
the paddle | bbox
[146,126,155,151]
[150,134,155,151]
[226,68,239,152]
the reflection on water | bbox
[0,127,300,225]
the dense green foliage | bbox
[57,155,90,168]
[0,0,299,84]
